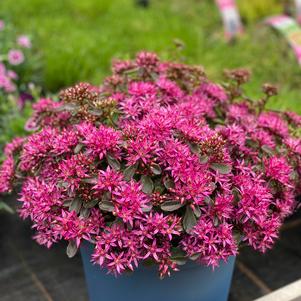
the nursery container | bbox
[81,242,235,301]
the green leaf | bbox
[246,139,259,148]
[171,247,186,258]
[106,154,121,171]
[161,201,184,212]
[261,145,274,155]
[83,199,99,209]
[150,163,162,175]
[171,247,187,265]
[57,181,69,189]
[154,184,165,194]
[183,206,197,233]
[210,163,232,174]
[55,103,79,112]
[189,253,200,261]
[142,203,153,212]
[102,191,111,202]
[233,231,243,244]
[99,200,114,212]
[199,155,209,164]
[232,188,241,204]
[88,109,103,116]
[74,143,84,154]
[80,207,90,218]
[141,175,154,194]
[0,202,14,214]
[163,177,175,190]
[193,205,202,218]
[69,198,82,214]
[188,142,200,154]
[204,196,214,206]
[81,177,98,185]
[66,241,78,258]
[123,162,138,181]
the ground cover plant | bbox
[0,52,300,278]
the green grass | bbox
[0,0,300,113]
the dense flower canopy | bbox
[0,52,300,278]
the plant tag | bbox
[266,15,301,65]
[295,0,301,24]
[216,0,243,40]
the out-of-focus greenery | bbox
[237,0,283,23]
[0,95,32,153]
[0,19,42,153]
[0,0,299,114]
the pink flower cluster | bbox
[1,52,300,278]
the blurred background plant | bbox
[0,0,299,114]
[237,0,283,23]
[0,18,42,156]
[0,18,42,212]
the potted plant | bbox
[0,52,300,301]
[0,18,41,213]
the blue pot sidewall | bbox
[80,242,235,301]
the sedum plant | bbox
[0,52,300,277]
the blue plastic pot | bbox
[81,243,235,301]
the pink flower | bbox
[17,35,31,48]
[93,167,123,192]
[52,129,78,155]
[112,180,150,224]
[57,154,92,191]
[251,129,276,148]
[92,224,141,275]
[181,218,237,268]
[20,127,57,171]
[55,208,104,247]
[136,51,159,69]
[196,82,228,103]
[264,156,292,185]
[7,70,18,79]
[4,137,24,157]
[8,49,25,65]
[258,112,289,137]
[205,193,234,221]
[81,124,121,160]
[112,59,135,74]
[126,136,159,165]
[156,77,184,105]
[242,215,280,253]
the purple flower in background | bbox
[18,92,34,110]
[17,35,31,48]
[8,49,25,65]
